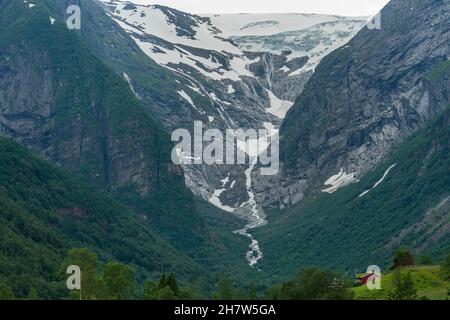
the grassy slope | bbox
[255,106,450,282]
[353,266,450,300]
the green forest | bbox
[1,247,449,300]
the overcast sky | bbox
[127,0,390,16]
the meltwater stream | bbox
[233,161,267,268]
[207,128,276,268]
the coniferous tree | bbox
[158,286,176,300]
[166,274,180,296]
[158,275,167,289]
[157,273,180,297]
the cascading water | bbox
[233,160,267,268]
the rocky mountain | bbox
[100,1,366,128]
[0,136,207,298]
[0,0,190,239]
[94,0,366,264]
[242,0,450,279]
[207,12,368,102]
[255,103,450,278]
[254,0,450,209]
[0,0,251,279]
[0,0,448,293]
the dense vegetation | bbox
[0,130,446,302]
[0,0,252,289]
[2,246,447,300]
[0,0,200,246]
[0,136,212,298]
[255,106,450,280]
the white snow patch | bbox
[209,190,235,212]
[280,66,290,73]
[209,92,219,101]
[105,3,260,82]
[110,16,144,35]
[208,116,215,123]
[187,85,203,95]
[178,90,203,114]
[359,164,397,198]
[266,90,294,119]
[113,4,242,54]
[262,122,277,134]
[123,72,140,98]
[220,174,230,186]
[106,3,365,86]
[205,13,363,37]
[132,36,248,81]
[322,169,358,194]
[227,84,235,94]
[49,17,56,25]
[208,174,235,212]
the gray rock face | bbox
[0,0,231,263]
[96,0,365,214]
[0,47,54,145]
[0,42,166,196]
[257,0,450,209]
[246,51,310,102]
[0,0,184,199]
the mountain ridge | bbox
[254,0,450,209]
[0,0,252,280]
[255,104,450,279]
[96,1,367,258]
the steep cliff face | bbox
[93,2,366,252]
[255,0,450,208]
[255,104,450,278]
[99,2,366,130]
[0,0,168,196]
[0,0,252,270]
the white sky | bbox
[126,0,390,16]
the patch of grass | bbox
[353,266,450,300]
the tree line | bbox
[1,247,449,300]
